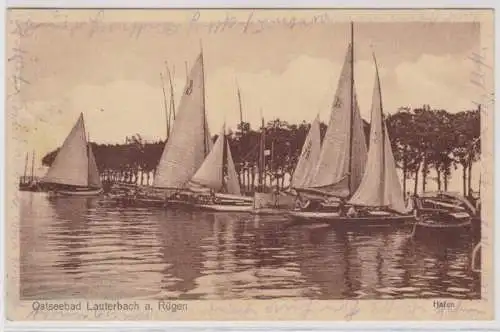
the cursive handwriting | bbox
[7,47,32,100]
[9,10,332,40]
[469,48,494,108]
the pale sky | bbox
[10,10,481,165]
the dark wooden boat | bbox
[412,191,476,235]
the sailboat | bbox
[290,23,368,215]
[19,150,39,191]
[290,51,414,225]
[252,114,322,215]
[188,125,253,212]
[40,113,102,196]
[149,51,213,205]
[290,114,322,191]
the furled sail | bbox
[348,56,407,214]
[87,143,102,188]
[290,114,321,188]
[153,52,211,189]
[42,113,89,187]
[303,44,367,197]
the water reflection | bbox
[20,193,480,300]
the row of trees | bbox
[42,106,480,196]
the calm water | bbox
[20,192,480,300]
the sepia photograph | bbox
[5,8,494,321]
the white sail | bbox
[348,57,407,214]
[188,127,242,196]
[290,114,321,188]
[225,140,241,195]
[189,129,225,192]
[153,52,211,189]
[87,144,102,188]
[304,44,367,197]
[42,113,89,187]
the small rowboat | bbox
[414,211,472,229]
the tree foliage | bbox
[41,106,480,196]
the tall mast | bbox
[348,21,355,197]
[23,152,28,179]
[199,42,208,157]
[259,114,265,191]
[166,63,176,121]
[271,140,275,190]
[222,125,227,192]
[30,150,35,181]
[160,72,170,138]
[236,80,244,127]
[373,52,385,205]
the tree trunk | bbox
[250,166,256,192]
[146,172,151,186]
[237,170,242,188]
[413,161,421,196]
[402,170,407,200]
[436,167,441,191]
[246,168,251,192]
[276,172,280,192]
[462,162,468,196]
[421,155,428,193]
[468,159,473,197]
[462,163,467,196]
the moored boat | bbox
[288,209,414,226]
[40,113,103,196]
[290,23,414,225]
[19,151,41,192]
[188,125,253,212]
[49,187,103,197]
[251,191,296,215]
[146,50,214,207]
[290,23,368,221]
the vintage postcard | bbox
[5,8,494,321]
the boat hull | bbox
[416,210,471,227]
[50,187,103,197]
[251,208,286,215]
[288,210,415,226]
[195,204,253,212]
[414,219,471,229]
[413,211,472,232]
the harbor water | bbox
[20,192,480,300]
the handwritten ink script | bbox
[10,10,332,39]
[7,10,330,103]
[469,48,494,109]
